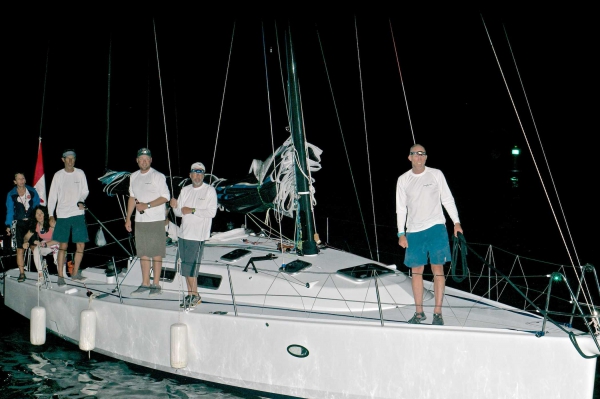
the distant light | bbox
[551,273,563,282]
[512,146,521,156]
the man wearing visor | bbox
[170,162,217,309]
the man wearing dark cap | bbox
[125,148,170,296]
[170,162,217,309]
[47,149,90,286]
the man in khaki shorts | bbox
[125,148,170,296]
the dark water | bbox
[0,302,265,399]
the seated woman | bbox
[23,205,58,280]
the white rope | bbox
[482,15,596,315]
[388,19,416,145]
[209,21,236,184]
[354,16,379,261]
[152,19,174,195]
[501,24,594,313]
[261,21,285,251]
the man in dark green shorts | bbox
[47,149,89,286]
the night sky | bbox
[3,8,597,268]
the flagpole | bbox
[34,43,50,205]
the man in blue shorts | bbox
[48,149,90,286]
[396,144,463,326]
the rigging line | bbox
[297,84,320,239]
[105,33,112,170]
[274,21,289,122]
[315,24,371,253]
[503,25,581,269]
[146,56,150,148]
[480,15,578,270]
[209,20,236,185]
[38,42,50,140]
[389,19,416,145]
[354,16,379,261]
[261,21,285,250]
[172,76,181,176]
[152,18,174,194]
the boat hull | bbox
[4,272,596,399]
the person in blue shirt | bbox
[5,173,41,282]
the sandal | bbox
[408,311,426,324]
[17,273,26,283]
[432,313,444,326]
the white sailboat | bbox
[2,17,599,399]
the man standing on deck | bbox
[396,144,463,326]
[170,162,217,309]
[5,173,40,282]
[47,149,90,286]
[125,148,170,296]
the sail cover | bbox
[98,136,322,218]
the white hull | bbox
[3,230,597,398]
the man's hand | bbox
[398,235,408,248]
[454,223,463,237]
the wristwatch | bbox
[147,203,151,208]
[192,208,196,214]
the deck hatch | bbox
[280,259,311,275]
[197,272,222,290]
[337,263,395,281]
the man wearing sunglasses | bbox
[396,144,463,326]
[126,148,170,296]
[170,162,217,309]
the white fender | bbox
[79,309,96,351]
[170,323,188,369]
[30,306,46,345]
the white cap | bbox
[190,162,205,172]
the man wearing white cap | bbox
[125,148,170,296]
[47,149,89,286]
[170,162,217,309]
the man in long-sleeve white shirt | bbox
[396,144,463,326]
[47,149,89,286]
[125,148,170,296]
[170,161,217,308]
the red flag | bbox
[33,141,46,205]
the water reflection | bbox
[0,308,262,398]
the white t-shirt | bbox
[173,183,218,241]
[396,166,460,233]
[129,168,170,222]
[47,168,89,218]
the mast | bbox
[285,25,319,256]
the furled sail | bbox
[213,136,322,218]
[98,136,322,218]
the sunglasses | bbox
[190,169,205,174]
[409,151,427,156]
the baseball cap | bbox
[190,162,205,173]
[62,149,76,158]
[137,148,152,157]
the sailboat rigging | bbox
[2,15,599,399]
